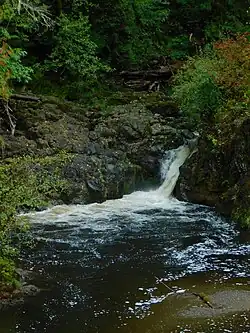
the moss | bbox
[0,258,20,291]
[232,208,250,229]
[1,152,72,209]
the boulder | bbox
[176,117,250,227]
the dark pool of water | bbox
[1,199,250,333]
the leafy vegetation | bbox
[173,53,223,124]
[0,0,248,101]
[0,153,71,288]
[172,32,250,227]
[0,31,33,99]
[173,33,250,128]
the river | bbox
[1,145,250,333]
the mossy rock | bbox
[176,115,250,228]
[146,99,180,117]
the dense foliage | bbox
[173,54,223,123]
[0,0,249,287]
[173,33,250,128]
[0,32,32,99]
[0,0,249,97]
[173,32,250,228]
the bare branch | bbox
[11,94,41,102]
[13,0,54,28]
[17,0,21,14]
[6,102,16,136]
[2,100,16,136]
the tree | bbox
[0,0,53,134]
[87,0,169,67]
[45,14,108,79]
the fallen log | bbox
[10,94,41,102]
[123,79,151,90]
[120,67,173,80]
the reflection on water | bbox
[2,195,250,333]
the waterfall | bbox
[157,144,190,198]
[25,143,193,223]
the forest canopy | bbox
[0,0,249,100]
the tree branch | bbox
[3,100,16,136]
[14,0,54,28]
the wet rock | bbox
[15,268,34,282]
[1,94,192,205]
[1,99,90,157]
[20,284,40,297]
[176,117,250,227]
[0,296,24,310]
[61,153,141,204]
[0,284,40,310]
[147,100,180,117]
[0,272,40,311]
[180,290,250,318]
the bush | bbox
[213,33,250,98]
[0,30,33,99]
[45,14,109,81]
[172,54,223,124]
[172,33,250,126]
[0,257,19,290]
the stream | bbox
[1,145,250,333]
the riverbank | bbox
[173,34,250,228]
[176,119,250,228]
[0,268,40,311]
[139,273,250,332]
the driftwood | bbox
[124,79,162,92]
[10,94,41,102]
[192,292,213,308]
[4,101,16,136]
[120,67,173,80]
[124,80,151,90]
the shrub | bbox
[0,211,27,289]
[172,33,250,125]
[0,30,33,99]
[172,54,223,124]
[213,33,250,98]
[45,14,109,81]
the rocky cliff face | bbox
[0,94,194,206]
[176,117,250,227]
